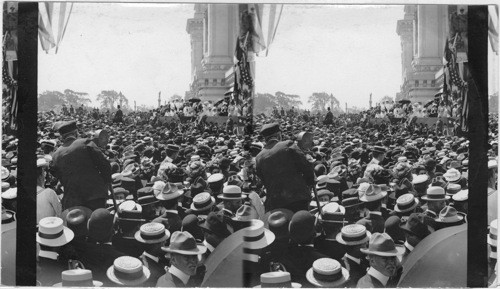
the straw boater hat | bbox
[134,222,171,244]
[443,168,461,183]
[446,183,462,196]
[243,219,275,262]
[190,192,215,212]
[421,186,450,201]
[306,258,350,288]
[254,271,301,288]
[218,185,244,200]
[336,224,371,246]
[161,231,207,255]
[452,189,468,202]
[54,269,103,287]
[488,219,497,259]
[156,182,184,201]
[394,193,419,213]
[106,256,151,286]
[316,175,329,190]
[360,232,402,257]
[359,184,387,203]
[317,202,347,224]
[36,217,74,247]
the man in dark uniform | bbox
[51,121,112,210]
[114,105,124,123]
[255,123,315,212]
[323,107,334,125]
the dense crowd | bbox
[0,104,497,287]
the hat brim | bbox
[36,227,74,247]
[254,283,302,288]
[218,195,244,200]
[488,235,497,247]
[336,231,371,246]
[434,215,464,223]
[394,199,419,213]
[53,280,103,287]
[360,246,401,257]
[190,197,216,212]
[359,191,387,202]
[156,189,185,201]
[421,195,450,201]
[244,228,276,250]
[161,244,207,255]
[134,230,171,244]
[106,265,150,286]
[305,267,349,288]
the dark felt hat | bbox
[181,214,205,242]
[88,209,115,243]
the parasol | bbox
[188,98,201,103]
[201,228,245,287]
[399,99,411,104]
[398,224,467,287]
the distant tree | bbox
[64,89,91,107]
[38,89,90,112]
[38,90,65,112]
[254,93,276,114]
[117,91,129,109]
[97,90,122,110]
[308,92,339,113]
[274,91,302,109]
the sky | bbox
[38,4,405,110]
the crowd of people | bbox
[368,96,462,120]
[0,102,498,287]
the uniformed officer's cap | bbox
[56,120,77,135]
[260,123,280,138]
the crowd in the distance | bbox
[0,102,497,287]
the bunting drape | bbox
[38,2,73,54]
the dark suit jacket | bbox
[140,253,167,287]
[279,244,328,285]
[342,255,369,287]
[79,242,125,287]
[156,269,204,287]
[37,256,68,286]
[422,209,438,231]
[256,140,315,211]
[52,137,111,209]
[363,212,385,233]
[314,236,346,261]
[357,273,386,288]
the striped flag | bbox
[249,4,284,57]
[38,2,73,54]
[489,5,498,54]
